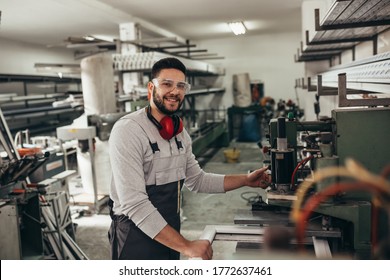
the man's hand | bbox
[154,225,213,260]
[183,240,213,260]
[246,166,271,188]
[224,165,271,192]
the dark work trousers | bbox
[108,179,184,260]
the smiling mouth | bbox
[164,96,180,103]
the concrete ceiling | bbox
[0,0,303,48]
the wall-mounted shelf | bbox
[182,87,225,129]
[303,51,390,107]
[295,46,343,63]
[310,0,390,45]
[296,0,390,63]
[113,51,225,76]
[187,87,225,96]
[0,93,67,104]
[315,0,390,31]
[0,75,83,136]
[117,35,224,61]
[312,51,390,90]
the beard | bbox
[152,88,183,116]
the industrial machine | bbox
[198,107,389,260]
[0,108,88,260]
[55,112,127,213]
[256,107,390,259]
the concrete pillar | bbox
[119,23,141,95]
[78,53,116,198]
[80,53,116,115]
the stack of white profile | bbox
[112,51,224,75]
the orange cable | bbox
[296,182,388,252]
[291,155,313,190]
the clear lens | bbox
[152,78,191,93]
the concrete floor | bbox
[73,141,268,260]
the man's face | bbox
[150,69,187,115]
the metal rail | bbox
[297,0,390,62]
[198,224,335,259]
[307,51,390,106]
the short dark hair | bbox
[151,57,187,79]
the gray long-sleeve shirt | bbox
[109,108,225,238]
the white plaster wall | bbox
[0,38,77,77]
[301,0,334,49]
[2,21,388,124]
[195,32,305,112]
[378,29,390,53]
[341,49,354,65]
[1,33,304,118]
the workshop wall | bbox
[195,31,304,111]
[1,32,304,120]
[0,37,76,76]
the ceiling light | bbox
[228,21,246,35]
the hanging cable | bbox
[290,155,314,190]
[290,166,352,222]
[240,191,261,204]
[295,181,390,252]
[291,158,390,255]
[380,164,390,179]
[290,158,390,224]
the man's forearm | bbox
[223,174,248,192]
[223,166,270,192]
[154,224,212,259]
[154,224,190,254]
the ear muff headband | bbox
[146,106,183,140]
[146,106,162,130]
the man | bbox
[108,57,270,260]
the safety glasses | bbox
[152,78,191,94]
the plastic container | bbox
[223,148,240,163]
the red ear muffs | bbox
[146,106,183,140]
[159,115,183,140]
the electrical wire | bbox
[292,158,390,255]
[240,191,261,204]
[290,155,314,190]
[297,120,310,137]
[295,181,390,251]
[291,165,352,222]
[345,159,390,190]
[380,164,390,179]
[290,158,390,223]
[294,86,301,109]
[371,196,381,250]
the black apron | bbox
[108,135,186,260]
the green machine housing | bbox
[266,107,390,258]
